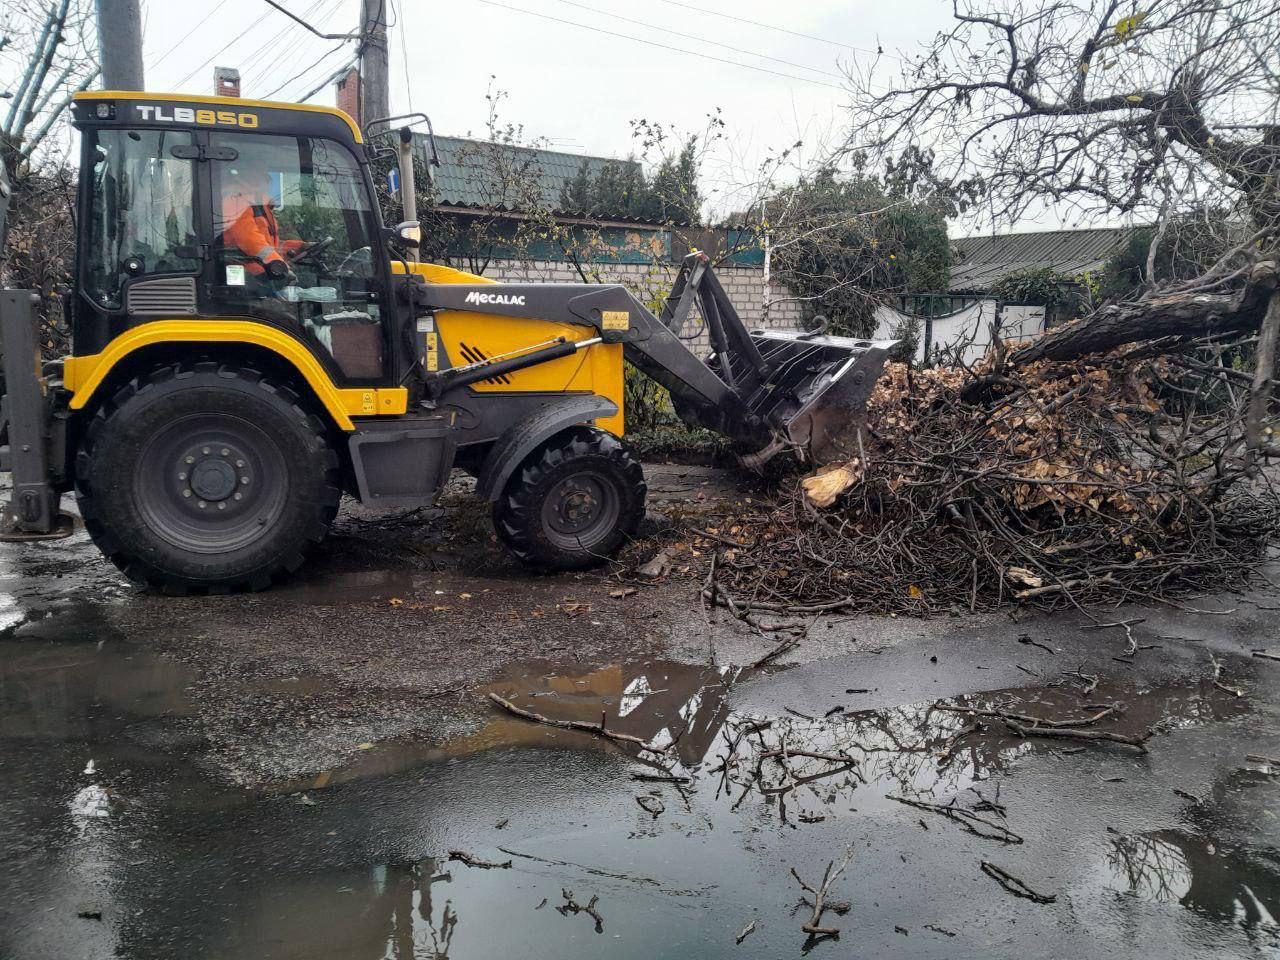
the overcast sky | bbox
[131,1,960,210]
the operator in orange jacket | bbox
[218,167,315,284]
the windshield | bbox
[83,129,201,309]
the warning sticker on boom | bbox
[601,310,630,330]
[425,332,439,372]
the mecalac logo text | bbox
[464,291,526,307]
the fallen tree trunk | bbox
[1247,288,1280,460]
[1009,261,1278,365]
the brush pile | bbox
[670,335,1280,614]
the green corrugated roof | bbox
[416,133,648,220]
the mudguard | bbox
[476,395,619,501]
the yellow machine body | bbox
[399,262,626,436]
[62,321,409,430]
[60,263,626,436]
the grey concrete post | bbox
[96,0,145,91]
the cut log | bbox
[1009,261,1278,365]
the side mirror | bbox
[393,221,421,248]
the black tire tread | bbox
[75,362,340,594]
[493,425,645,570]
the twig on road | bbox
[557,889,604,933]
[980,861,1056,903]
[448,850,512,869]
[890,795,1023,844]
[790,851,853,939]
[1209,655,1245,698]
[487,692,656,750]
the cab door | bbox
[76,126,205,353]
[203,131,396,387]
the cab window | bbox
[83,129,201,309]
[208,132,384,382]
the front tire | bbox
[493,426,645,570]
[76,363,340,593]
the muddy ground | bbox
[1,465,1278,959]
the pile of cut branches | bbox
[668,335,1280,615]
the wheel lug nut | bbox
[241,477,249,485]
[185,456,195,465]
[178,472,187,481]
[235,460,245,468]
[217,502,226,510]
[198,501,207,509]
[233,492,243,501]
[182,490,192,498]
[202,447,210,455]
[221,448,230,456]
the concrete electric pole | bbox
[96,0,145,90]
[359,0,390,125]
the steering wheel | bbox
[291,235,335,265]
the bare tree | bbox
[1,0,99,170]
[1,2,98,352]
[844,0,1280,377]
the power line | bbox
[392,0,413,111]
[172,7,275,87]
[265,42,349,99]
[259,0,361,39]
[472,0,845,91]
[242,0,344,92]
[554,0,842,79]
[649,0,893,60]
[148,0,230,70]
[239,0,331,88]
[298,54,358,102]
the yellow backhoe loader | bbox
[0,91,890,592]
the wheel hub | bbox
[540,471,620,550]
[190,457,237,501]
[557,488,598,526]
[176,443,253,511]
[136,414,286,554]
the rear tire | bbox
[75,363,340,593]
[493,426,645,570]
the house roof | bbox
[949,225,1142,293]
[417,134,654,222]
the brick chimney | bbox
[214,66,241,98]
[335,67,361,126]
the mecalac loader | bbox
[0,91,890,592]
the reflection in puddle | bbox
[220,663,1272,960]
[1106,830,1280,935]
[0,622,194,740]
[280,656,1254,832]
[5,617,1274,960]
[709,704,1011,822]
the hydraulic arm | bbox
[419,252,894,466]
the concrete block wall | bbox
[478,258,805,353]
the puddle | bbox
[0,619,194,741]
[3,609,1274,960]
[270,568,419,605]
[268,656,1254,828]
[1105,829,1280,933]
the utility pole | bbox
[359,0,390,125]
[96,0,145,90]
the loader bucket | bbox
[639,254,894,467]
[734,331,895,466]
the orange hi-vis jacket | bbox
[220,191,304,275]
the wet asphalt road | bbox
[1,476,1279,959]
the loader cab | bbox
[69,93,409,389]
